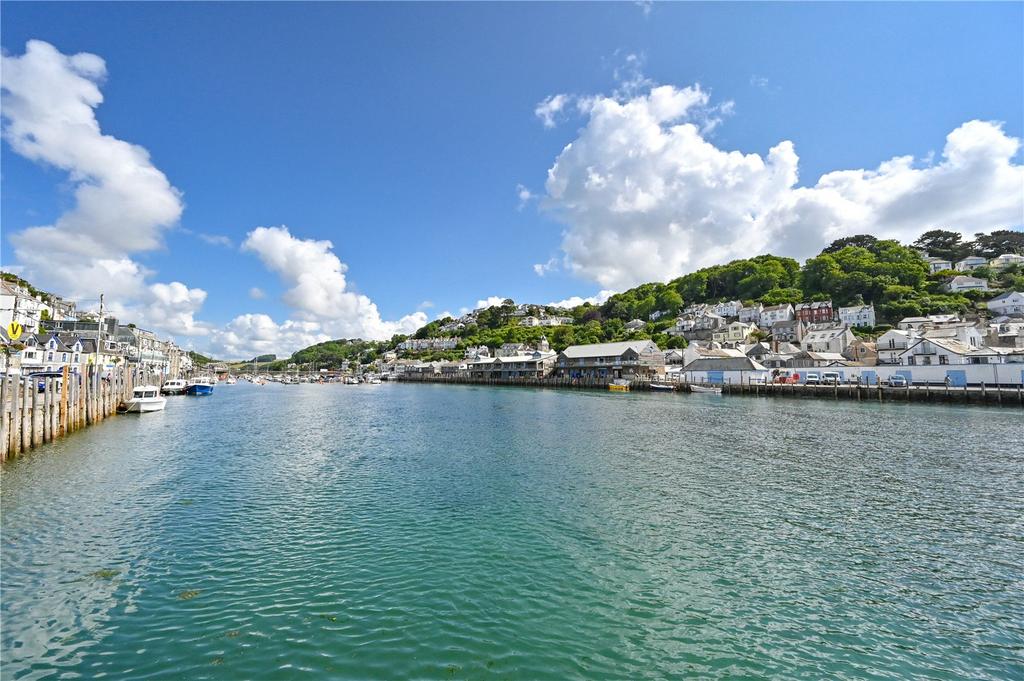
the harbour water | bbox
[2,383,1022,679]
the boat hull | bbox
[186,384,214,396]
[161,386,187,395]
[649,383,674,392]
[123,397,167,413]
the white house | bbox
[625,318,647,331]
[837,304,876,328]
[677,356,769,385]
[987,291,1024,316]
[759,303,794,328]
[712,321,759,345]
[898,315,959,331]
[712,300,743,318]
[877,329,912,364]
[693,312,726,331]
[801,325,855,354]
[739,303,763,324]
[955,256,988,271]
[942,276,989,293]
[898,337,993,366]
[926,257,953,273]
[989,253,1024,270]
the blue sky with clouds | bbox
[2,2,1022,357]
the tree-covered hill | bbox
[273,228,1022,368]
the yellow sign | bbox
[6,321,23,341]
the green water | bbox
[2,383,1022,679]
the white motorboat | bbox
[123,385,167,413]
[690,384,722,394]
[649,382,674,392]
[161,379,188,395]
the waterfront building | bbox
[877,329,912,364]
[942,276,989,293]
[677,356,768,385]
[788,351,849,368]
[987,291,1024,316]
[954,256,988,271]
[795,301,835,325]
[898,337,1000,366]
[837,304,876,328]
[801,324,855,354]
[463,345,490,359]
[843,339,878,365]
[466,350,557,379]
[555,340,665,379]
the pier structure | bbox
[0,366,160,461]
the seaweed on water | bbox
[178,589,201,600]
[317,614,338,622]
[445,664,460,677]
[90,569,119,580]
[178,499,195,506]
[211,656,224,665]
[225,630,241,638]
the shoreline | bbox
[394,373,1024,408]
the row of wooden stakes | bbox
[0,366,153,462]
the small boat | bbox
[224,376,237,385]
[161,379,187,395]
[367,377,381,384]
[123,385,167,413]
[690,384,722,394]
[608,378,631,392]
[186,377,215,396]
[649,383,674,392]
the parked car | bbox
[27,370,66,393]
[821,371,841,385]
[887,375,909,388]
[804,372,821,385]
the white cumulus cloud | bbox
[542,82,1024,290]
[208,314,330,360]
[1,40,207,337]
[546,289,616,309]
[241,226,426,340]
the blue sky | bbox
[2,2,1022,357]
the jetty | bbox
[396,373,1024,407]
[0,366,158,462]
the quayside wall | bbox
[395,373,1023,408]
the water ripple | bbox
[2,383,1022,679]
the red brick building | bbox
[794,301,835,324]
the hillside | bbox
[275,229,1023,367]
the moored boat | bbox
[649,383,674,392]
[186,377,215,396]
[609,378,631,392]
[161,378,188,395]
[123,385,167,413]
[690,384,722,394]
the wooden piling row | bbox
[1,366,159,462]
[394,372,1023,408]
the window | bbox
[939,355,948,365]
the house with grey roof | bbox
[556,340,665,379]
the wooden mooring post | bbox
[1,365,140,462]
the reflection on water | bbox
[2,383,1022,679]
